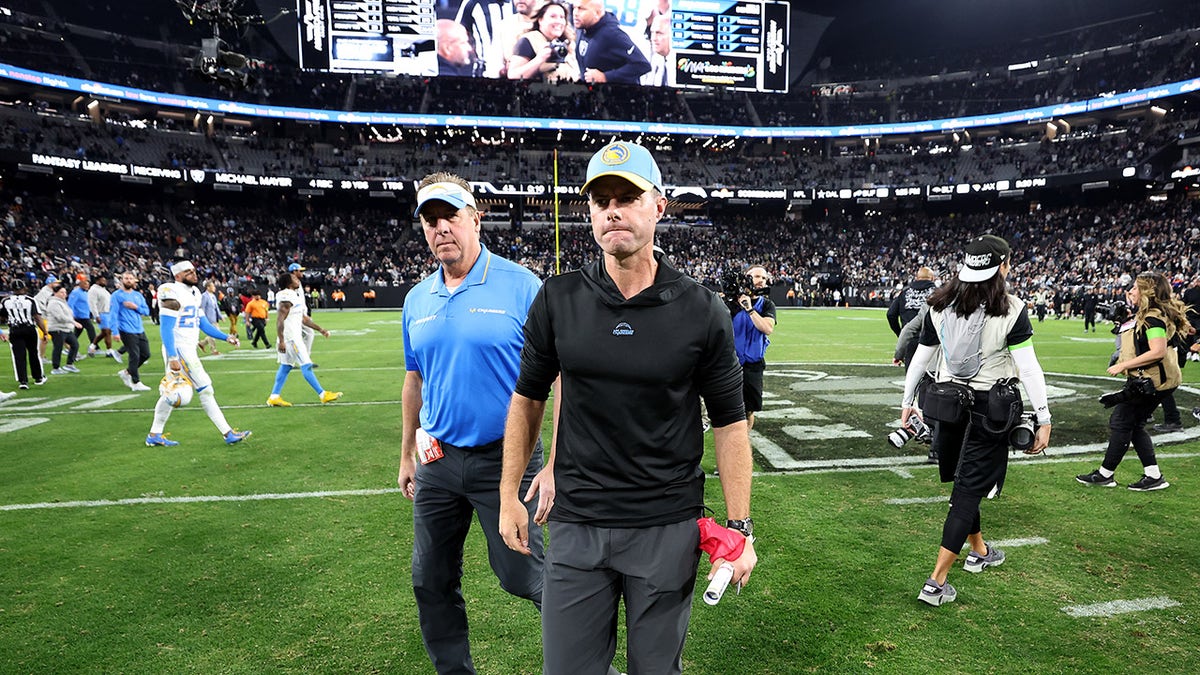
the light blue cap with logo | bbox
[581,141,664,194]
[413,181,478,218]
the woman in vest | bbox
[507,2,580,83]
[900,234,1053,607]
[1077,271,1186,491]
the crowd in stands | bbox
[4,98,1195,192]
[4,185,1199,315]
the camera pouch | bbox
[921,381,975,425]
[983,378,1023,433]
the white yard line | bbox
[1,488,404,512]
[1061,596,1181,618]
[884,496,947,505]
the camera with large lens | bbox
[887,415,931,449]
[1097,299,1130,324]
[1099,376,1157,408]
[1008,413,1038,452]
[720,269,769,299]
[547,38,570,63]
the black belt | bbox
[439,438,504,453]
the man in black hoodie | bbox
[500,141,757,674]
[887,266,936,337]
[573,0,651,84]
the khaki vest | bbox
[1118,308,1182,390]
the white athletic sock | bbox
[1098,467,1115,478]
[150,396,174,434]
[199,387,231,435]
[1144,465,1162,479]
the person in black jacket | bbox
[573,0,651,84]
[499,141,756,675]
[887,266,936,337]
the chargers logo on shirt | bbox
[612,321,635,336]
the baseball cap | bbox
[45,274,58,284]
[170,260,195,276]
[958,235,1011,282]
[580,141,663,195]
[287,262,306,272]
[413,181,477,218]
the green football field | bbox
[1,308,1197,674]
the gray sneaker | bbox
[918,577,957,606]
[963,543,1005,573]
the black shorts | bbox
[930,397,1009,496]
[741,360,765,414]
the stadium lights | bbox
[1150,105,1167,117]
[86,99,99,110]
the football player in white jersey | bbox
[267,271,342,407]
[285,262,317,356]
[145,260,252,446]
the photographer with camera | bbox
[1077,272,1187,491]
[899,235,1052,607]
[728,265,776,430]
[508,1,579,82]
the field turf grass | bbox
[1,308,1197,674]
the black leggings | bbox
[1104,388,1170,472]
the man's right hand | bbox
[397,452,417,501]
[499,496,532,555]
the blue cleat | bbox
[145,433,179,447]
[224,429,252,445]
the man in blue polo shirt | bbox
[68,276,96,356]
[111,271,152,391]
[398,171,549,674]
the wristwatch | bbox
[725,518,754,537]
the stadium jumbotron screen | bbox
[293,0,791,92]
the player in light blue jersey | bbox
[145,260,251,447]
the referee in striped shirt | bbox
[2,279,47,389]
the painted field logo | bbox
[749,363,1200,472]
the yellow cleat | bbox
[319,390,343,404]
[266,395,292,407]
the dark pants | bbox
[249,317,270,348]
[1083,310,1097,332]
[74,317,96,345]
[6,325,42,385]
[120,331,151,384]
[542,519,701,675]
[51,330,79,368]
[412,439,545,675]
[1104,388,1170,472]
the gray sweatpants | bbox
[542,519,701,675]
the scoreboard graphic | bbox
[670,0,789,92]
[294,0,790,93]
[297,0,438,74]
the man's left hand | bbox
[584,68,607,83]
[227,335,240,347]
[708,536,757,588]
[524,464,555,526]
[738,295,752,312]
